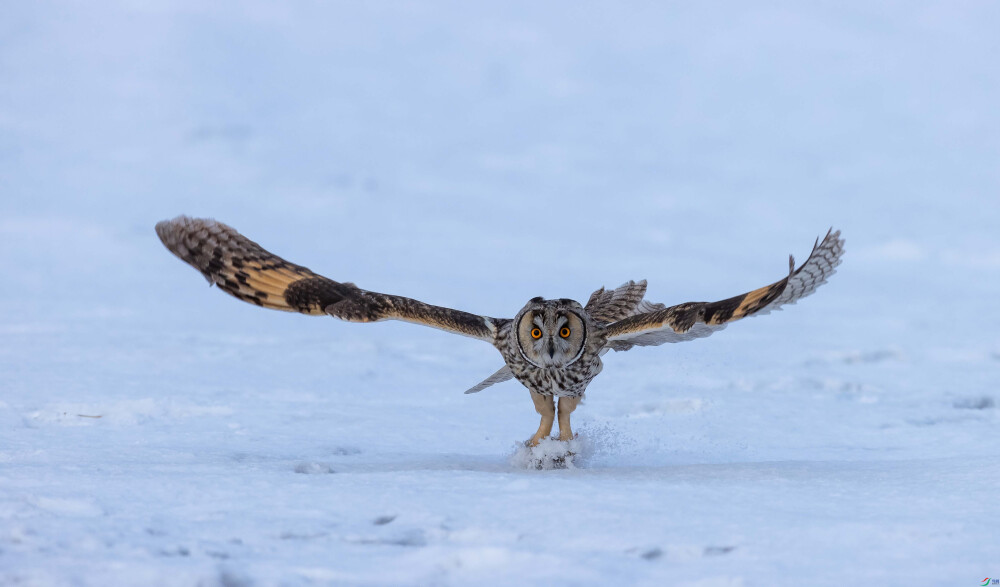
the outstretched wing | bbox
[585,280,666,324]
[604,229,844,351]
[155,216,504,343]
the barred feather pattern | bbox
[603,229,844,351]
[155,216,500,341]
[155,215,335,313]
[764,228,845,312]
[585,280,667,324]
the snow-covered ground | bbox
[2,2,999,585]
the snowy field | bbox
[2,2,999,585]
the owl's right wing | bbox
[155,216,505,343]
[603,229,844,351]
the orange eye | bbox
[559,327,571,338]
[530,328,542,339]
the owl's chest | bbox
[505,355,603,397]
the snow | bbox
[2,1,999,585]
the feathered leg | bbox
[528,391,555,446]
[557,396,581,441]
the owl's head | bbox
[513,297,588,368]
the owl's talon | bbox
[514,436,579,470]
[527,434,573,447]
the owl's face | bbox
[514,298,588,368]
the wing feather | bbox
[463,365,515,394]
[584,280,667,324]
[156,216,502,343]
[604,229,844,351]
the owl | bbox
[156,216,844,447]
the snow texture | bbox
[1,1,999,585]
[508,437,589,471]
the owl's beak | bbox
[547,340,555,359]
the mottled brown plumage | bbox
[155,216,500,341]
[156,216,844,446]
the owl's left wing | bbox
[585,280,666,324]
[156,216,504,343]
[603,229,844,351]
